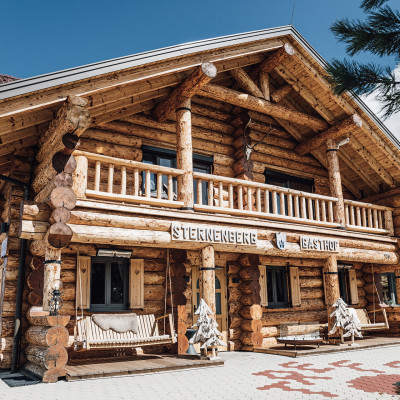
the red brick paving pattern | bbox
[330,360,385,373]
[347,374,400,395]
[255,358,400,397]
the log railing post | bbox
[176,98,194,209]
[385,210,394,235]
[201,245,215,316]
[326,139,346,227]
[324,255,342,345]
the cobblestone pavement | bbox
[1,346,400,400]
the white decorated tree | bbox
[343,311,363,346]
[192,298,226,359]
[329,298,350,336]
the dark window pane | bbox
[91,262,106,304]
[215,293,222,315]
[275,268,286,303]
[196,279,199,289]
[196,292,199,307]
[110,262,124,304]
[267,270,274,303]
[215,276,221,289]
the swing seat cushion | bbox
[92,313,138,334]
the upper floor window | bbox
[142,146,213,204]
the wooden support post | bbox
[43,246,61,311]
[201,245,215,315]
[176,98,194,209]
[326,139,346,227]
[72,155,88,199]
[324,255,342,345]
[177,305,189,355]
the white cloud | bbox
[361,65,400,141]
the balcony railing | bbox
[75,151,184,208]
[193,172,340,228]
[344,199,394,234]
[74,151,394,235]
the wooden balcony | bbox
[75,151,394,236]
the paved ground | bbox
[1,346,400,399]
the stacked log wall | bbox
[0,152,34,369]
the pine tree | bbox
[343,312,363,345]
[327,0,400,117]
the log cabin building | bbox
[1,26,400,381]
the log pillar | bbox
[43,247,61,311]
[72,155,88,199]
[326,139,346,227]
[201,245,215,315]
[176,98,194,209]
[324,255,342,344]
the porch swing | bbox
[73,250,176,351]
[354,267,389,331]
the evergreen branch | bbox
[327,59,400,118]
[361,0,388,11]
[331,8,400,57]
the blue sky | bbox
[1,0,397,79]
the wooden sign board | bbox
[171,222,257,246]
[300,235,339,252]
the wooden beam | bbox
[349,136,396,188]
[259,72,270,101]
[258,43,295,74]
[154,63,217,122]
[338,152,380,193]
[200,84,328,131]
[270,85,293,103]
[326,139,346,226]
[230,68,263,98]
[294,115,362,155]
[274,64,336,124]
[201,245,216,315]
[176,98,194,208]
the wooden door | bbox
[192,267,228,351]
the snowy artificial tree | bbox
[343,311,363,346]
[192,298,226,359]
[329,298,350,337]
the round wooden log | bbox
[228,339,243,351]
[30,240,46,257]
[52,153,77,174]
[229,327,243,340]
[240,293,261,306]
[229,302,242,315]
[201,245,215,315]
[166,293,187,307]
[27,290,43,306]
[239,305,262,320]
[241,319,262,332]
[262,337,278,347]
[50,207,71,224]
[229,314,242,328]
[240,331,263,346]
[238,253,259,267]
[300,277,323,288]
[26,265,44,291]
[141,300,164,315]
[170,277,187,293]
[227,262,240,275]
[144,272,165,285]
[49,187,77,210]
[260,326,279,337]
[20,201,51,222]
[23,361,66,383]
[228,287,242,302]
[239,281,261,295]
[30,256,44,271]
[170,263,186,277]
[55,172,74,188]
[144,284,165,301]
[25,325,69,347]
[301,288,324,299]
[62,132,80,151]
[1,318,15,337]
[25,345,68,369]
[239,267,260,282]
[261,310,327,326]
[47,222,73,248]
[144,259,166,272]
[27,307,70,327]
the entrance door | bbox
[192,267,228,351]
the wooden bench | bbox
[277,322,323,350]
[354,308,389,331]
[74,313,176,350]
